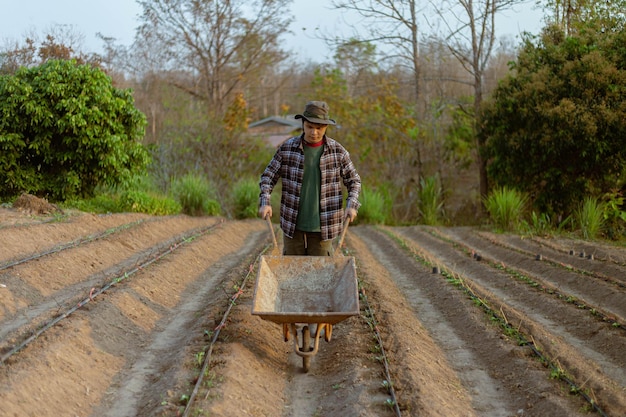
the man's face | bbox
[303,120,328,143]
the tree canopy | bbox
[479,25,626,216]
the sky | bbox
[0,0,544,62]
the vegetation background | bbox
[0,0,625,241]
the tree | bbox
[333,38,379,96]
[134,0,291,117]
[332,0,424,103]
[0,59,149,201]
[308,67,422,222]
[543,0,626,35]
[0,25,99,74]
[432,0,524,200]
[479,24,626,216]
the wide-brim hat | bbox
[295,101,336,125]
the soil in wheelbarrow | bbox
[1,201,624,416]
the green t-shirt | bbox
[296,143,324,232]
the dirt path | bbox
[0,209,624,416]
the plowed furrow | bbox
[0,216,220,356]
[196,237,394,417]
[0,220,266,417]
[0,212,151,263]
[453,227,626,293]
[394,226,626,416]
[431,226,626,332]
[352,226,587,417]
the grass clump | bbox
[232,178,259,219]
[418,175,444,226]
[118,190,181,215]
[63,174,181,215]
[170,173,221,216]
[356,187,387,225]
[484,187,527,232]
[575,197,604,240]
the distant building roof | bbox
[248,115,302,147]
[248,115,301,129]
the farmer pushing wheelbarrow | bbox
[253,100,362,372]
[257,100,361,255]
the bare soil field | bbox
[0,204,624,417]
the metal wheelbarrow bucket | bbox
[251,218,359,372]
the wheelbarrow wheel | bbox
[302,325,311,372]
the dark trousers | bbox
[283,230,333,256]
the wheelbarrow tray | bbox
[251,255,359,325]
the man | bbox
[258,101,361,256]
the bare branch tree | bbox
[431,0,527,199]
[134,0,291,116]
[332,0,425,103]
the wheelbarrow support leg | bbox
[288,323,332,373]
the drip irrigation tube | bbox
[0,219,148,271]
[181,242,272,417]
[359,286,402,417]
[0,220,222,365]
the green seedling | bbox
[195,351,205,366]
[369,344,381,354]
[381,380,392,393]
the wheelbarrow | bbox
[251,217,359,372]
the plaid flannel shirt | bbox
[259,135,361,240]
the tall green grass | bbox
[418,175,444,226]
[575,197,605,239]
[232,178,259,219]
[483,187,527,232]
[356,187,387,224]
[170,173,221,216]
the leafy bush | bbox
[356,187,387,225]
[170,173,221,216]
[418,175,444,226]
[0,59,150,201]
[479,26,626,217]
[232,178,259,219]
[483,187,527,232]
[600,191,626,240]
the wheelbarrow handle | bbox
[265,215,278,250]
[334,216,351,256]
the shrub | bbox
[232,178,259,219]
[600,191,626,240]
[171,174,220,216]
[0,59,149,201]
[483,187,527,232]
